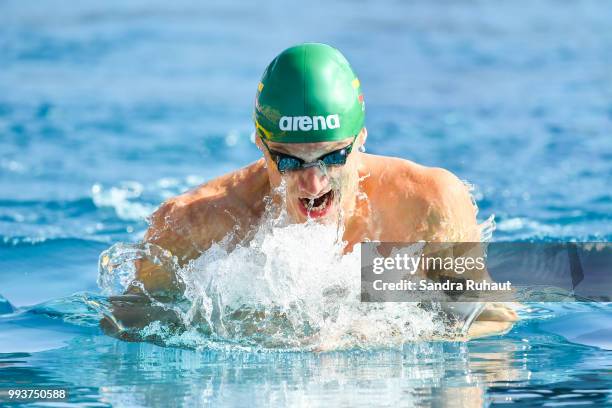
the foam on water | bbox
[178,223,445,350]
[91,181,153,222]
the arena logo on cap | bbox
[279,114,340,131]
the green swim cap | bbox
[254,43,365,143]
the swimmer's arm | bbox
[102,200,197,332]
[422,168,481,242]
[131,191,243,296]
[421,169,520,335]
[130,198,201,296]
[420,168,489,279]
[467,303,519,338]
[131,162,267,296]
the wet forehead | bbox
[267,137,354,161]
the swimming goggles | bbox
[258,134,357,174]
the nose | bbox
[298,166,328,197]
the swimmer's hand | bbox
[467,303,519,339]
[128,244,185,297]
[100,294,184,339]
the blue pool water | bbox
[1,0,611,406]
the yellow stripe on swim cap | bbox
[255,120,272,140]
[352,78,360,89]
[258,82,264,92]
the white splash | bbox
[98,184,494,351]
[166,199,445,350]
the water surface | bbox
[1,0,611,406]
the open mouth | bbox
[298,190,335,218]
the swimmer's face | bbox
[257,128,366,224]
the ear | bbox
[358,127,368,148]
[254,133,274,164]
[254,132,265,153]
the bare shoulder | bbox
[145,160,269,261]
[365,154,470,203]
[414,164,473,209]
[172,159,268,204]
[363,154,477,240]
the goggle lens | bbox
[260,135,357,174]
[277,156,304,172]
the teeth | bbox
[302,191,331,212]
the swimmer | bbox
[130,43,518,338]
